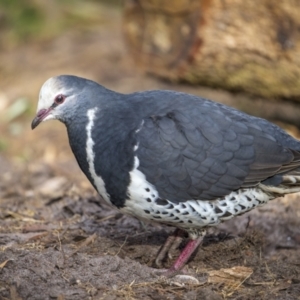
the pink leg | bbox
[155,228,185,266]
[162,230,206,277]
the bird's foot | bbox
[153,231,206,280]
[154,228,186,267]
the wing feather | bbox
[135,103,300,203]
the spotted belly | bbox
[120,156,272,231]
[122,185,271,229]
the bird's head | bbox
[31,75,92,129]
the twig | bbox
[115,235,128,256]
[68,233,97,258]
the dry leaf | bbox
[10,285,22,300]
[0,259,12,269]
[36,176,70,198]
[208,266,253,291]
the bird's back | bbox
[122,91,300,196]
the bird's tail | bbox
[260,172,300,195]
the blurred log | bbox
[123,0,300,99]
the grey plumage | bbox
[133,93,300,202]
[32,75,300,276]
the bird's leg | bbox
[159,230,206,277]
[155,228,186,266]
[166,231,186,260]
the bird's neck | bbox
[66,115,97,191]
[66,106,138,208]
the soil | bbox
[0,4,300,300]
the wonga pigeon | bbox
[32,75,300,277]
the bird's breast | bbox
[85,108,111,204]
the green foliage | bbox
[0,138,8,152]
[0,0,122,45]
[0,0,45,40]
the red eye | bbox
[55,94,65,104]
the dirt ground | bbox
[0,3,300,300]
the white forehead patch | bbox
[37,78,55,112]
[37,77,70,113]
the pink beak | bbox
[31,108,52,129]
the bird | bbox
[32,75,300,277]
